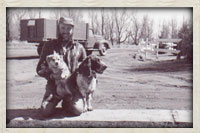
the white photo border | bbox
[0,0,200,132]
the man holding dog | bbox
[36,17,87,117]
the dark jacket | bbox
[36,39,87,81]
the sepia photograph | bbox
[5,7,193,128]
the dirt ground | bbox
[6,46,192,114]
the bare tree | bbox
[89,10,101,35]
[177,18,193,60]
[140,15,153,41]
[108,16,115,45]
[89,8,116,45]
[100,8,105,36]
[159,21,170,39]
[147,19,154,40]
[38,8,42,18]
[50,8,65,19]
[6,9,14,41]
[170,18,178,38]
[94,8,109,38]
[7,8,27,40]
[103,14,110,40]
[28,8,38,19]
[103,9,116,45]
[129,15,140,45]
[114,8,130,44]
[62,8,83,23]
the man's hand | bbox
[38,63,50,74]
[50,73,63,80]
[38,67,51,75]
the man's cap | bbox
[59,17,74,27]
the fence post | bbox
[156,42,159,59]
[145,38,148,60]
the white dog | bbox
[46,51,72,98]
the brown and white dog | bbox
[76,55,107,111]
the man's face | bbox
[59,23,73,41]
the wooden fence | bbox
[139,38,182,60]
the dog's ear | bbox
[79,57,92,77]
[53,50,57,55]
[46,55,51,63]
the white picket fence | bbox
[136,39,181,60]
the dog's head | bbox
[46,51,64,71]
[79,55,107,76]
[90,55,107,74]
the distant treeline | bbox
[7,8,192,51]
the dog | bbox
[46,53,107,112]
[75,55,107,111]
[46,51,72,99]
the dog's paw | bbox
[87,107,93,111]
[46,94,53,101]
[83,106,88,112]
[41,101,48,110]
[61,73,66,79]
[83,108,88,112]
[38,69,45,74]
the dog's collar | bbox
[76,70,96,79]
